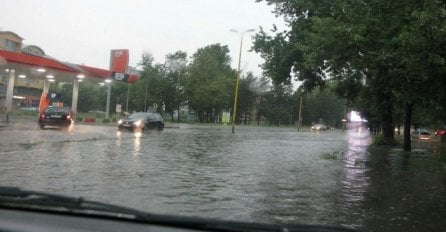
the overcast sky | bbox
[1,0,287,77]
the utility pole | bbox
[298,95,303,131]
[230,28,254,133]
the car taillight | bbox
[40,114,46,119]
[67,115,71,119]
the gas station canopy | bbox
[0,50,138,83]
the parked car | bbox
[411,129,432,141]
[311,124,327,131]
[118,112,164,131]
[38,106,73,129]
[434,128,446,137]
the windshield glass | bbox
[44,107,70,114]
[0,1,445,232]
[128,113,149,120]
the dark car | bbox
[118,112,164,131]
[38,107,73,129]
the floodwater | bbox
[0,121,445,232]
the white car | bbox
[311,124,327,131]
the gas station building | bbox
[0,30,138,117]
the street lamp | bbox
[297,93,303,131]
[105,79,112,119]
[230,28,255,133]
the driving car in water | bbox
[0,186,357,232]
[38,106,73,130]
[118,112,164,131]
[411,129,432,141]
[311,124,327,131]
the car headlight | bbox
[133,120,142,127]
[117,119,123,124]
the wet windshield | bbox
[44,107,70,114]
[0,1,445,232]
[128,113,149,120]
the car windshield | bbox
[44,107,70,114]
[1,1,445,232]
[128,113,149,120]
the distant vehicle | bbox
[411,129,432,141]
[434,128,446,137]
[20,107,38,111]
[311,124,327,131]
[118,112,164,131]
[88,110,105,114]
[38,106,73,129]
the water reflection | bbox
[67,122,75,132]
[116,131,122,146]
[340,122,371,229]
[133,132,142,156]
[1,124,446,231]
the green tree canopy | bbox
[185,44,234,122]
[254,0,446,150]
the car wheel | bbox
[39,124,45,130]
[159,123,164,130]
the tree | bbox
[254,0,446,151]
[49,81,103,113]
[185,44,234,122]
[128,52,163,112]
[300,85,345,127]
[236,72,268,125]
[257,84,294,126]
[164,51,188,121]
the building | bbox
[0,31,23,53]
[0,30,138,117]
[0,31,45,108]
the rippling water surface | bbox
[1,123,445,231]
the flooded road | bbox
[1,121,445,231]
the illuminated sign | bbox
[112,72,129,82]
[110,49,129,73]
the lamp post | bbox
[230,28,254,133]
[126,83,130,113]
[297,94,303,131]
[105,79,112,119]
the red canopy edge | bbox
[0,50,76,73]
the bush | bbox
[84,117,96,123]
[102,118,111,123]
[76,117,83,122]
[373,135,399,146]
[435,144,446,159]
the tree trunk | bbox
[198,111,204,123]
[380,93,394,140]
[403,103,413,152]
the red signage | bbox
[109,49,129,73]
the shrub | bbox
[435,144,446,159]
[102,118,111,123]
[373,135,399,146]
